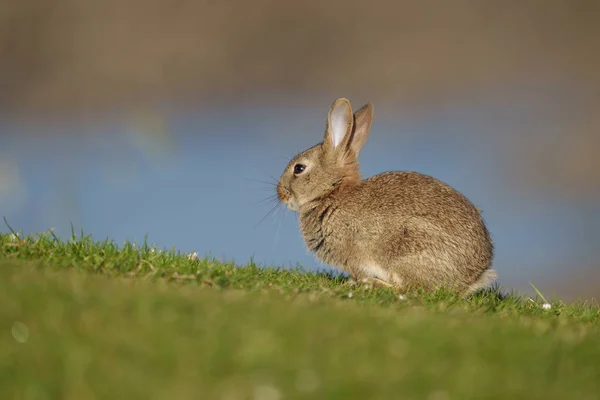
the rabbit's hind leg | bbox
[364,277,394,288]
[349,263,402,289]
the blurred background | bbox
[1,1,598,300]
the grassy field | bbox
[1,230,599,400]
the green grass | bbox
[1,230,599,399]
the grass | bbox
[1,229,599,399]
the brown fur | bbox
[277,98,495,294]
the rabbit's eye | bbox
[293,164,306,175]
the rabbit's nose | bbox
[277,184,289,203]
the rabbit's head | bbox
[277,98,374,211]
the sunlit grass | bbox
[1,229,599,399]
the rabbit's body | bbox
[277,98,496,294]
[299,171,494,293]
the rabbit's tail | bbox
[464,269,498,296]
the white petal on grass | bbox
[542,303,552,310]
[347,292,353,298]
[188,252,199,261]
[398,294,406,300]
[11,321,29,343]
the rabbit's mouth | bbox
[279,194,300,212]
[285,202,300,212]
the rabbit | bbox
[276,97,496,295]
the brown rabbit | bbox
[277,98,496,295]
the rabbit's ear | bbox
[350,103,374,156]
[324,98,354,154]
